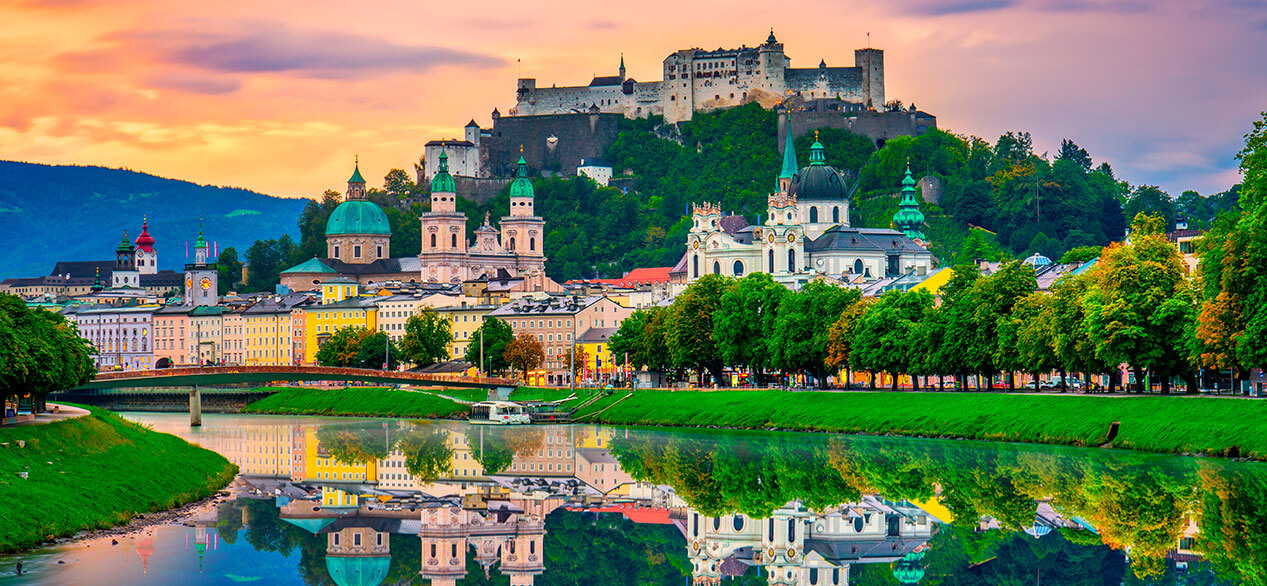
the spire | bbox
[348,154,366,184]
[893,161,926,240]
[509,148,535,199]
[117,230,133,252]
[92,267,103,291]
[619,53,626,77]
[809,131,826,166]
[430,149,456,193]
[779,115,798,180]
[135,217,155,252]
[766,28,778,44]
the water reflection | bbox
[17,415,1266,584]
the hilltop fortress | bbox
[511,30,884,124]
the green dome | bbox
[788,133,855,202]
[509,155,534,198]
[893,163,926,240]
[326,555,390,586]
[893,550,926,584]
[326,200,391,236]
[116,231,133,253]
[431,150,456,193]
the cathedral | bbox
[674,121,933,287]
[280,154,547,291]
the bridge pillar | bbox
[189,385,202,427]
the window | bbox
[430,234,437,247]
[333,245,340,258]
[733,260,743,276]
[377,534,383,546]
[853,259,864,274]
[354,533,362,546]
[833,206,840,223]
[692,255,699,278]
[376,245,382,258]
[809,206,818,223]
[353,245,361,258]
[451,234,458,247]
[529,237,536,251]
[713,261,720,275]
[768,250,774,272]
[510,237,516,250]
[788,250,796,271]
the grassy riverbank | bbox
[579,390,1267,459]
[243,387,467,418]
[0,407,236,553]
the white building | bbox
[66,304,157,371]
[576,158,613,186]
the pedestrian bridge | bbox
[77,365,514,390]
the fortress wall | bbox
[482,113,623,178]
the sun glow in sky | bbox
[1,0,1264,198]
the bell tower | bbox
[184,227,218,306]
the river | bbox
[1,412,1263,585]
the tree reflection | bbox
[316,423,390,465]
[393,422,453,481]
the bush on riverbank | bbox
[0,407,236,552]
[581,391,1267,458]
[243,387,466,418]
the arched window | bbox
[451,543,458,557]
[853,259,864,274]
[713,261,721,275]
[788,250,796,272]
[768,250,775,273]
[530,237,536,251]
[788,518,796,541]
[509,237,516,251]
[692,255,699,278]
[733,515,744,532]
[769,518,776,541]
[713,517,722,531]
[809,206,818,223]
[430,234,436,248]
[733,260,743,276]
[451,234,457,247]
[833,206,840,223]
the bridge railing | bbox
[91,365,516,387]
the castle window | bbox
[376,245,382,257]
[353,245,361,258]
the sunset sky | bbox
[1,0,1264,199]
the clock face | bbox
[787,233,796,243]
[200,277,211,290]
[185,276,193,289]
[767,233,776,243]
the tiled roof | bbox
[615,267,672,287]
[578,327,617,342]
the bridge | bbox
[67,366,515,426]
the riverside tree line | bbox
[0,294,95,415]
[610,113,1267,393]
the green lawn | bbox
[510,387,601,403]
[243,387,467,418]
[429,387,491,403]
[582,390,1267,458]
[0,407,236,552]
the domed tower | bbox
[892,163,926,240]
[792,132,855,240]
[419,150,471,283]
[326,157,391,264]
[498,153,547,275]
[184,227,217,306]
[763,135,805,277]
[134,218,157,274]
[112,231,139,288]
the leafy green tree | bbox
[770,281,859,387]
[1056,138,1093,171]
[1084,213,1197,393]
[1001,292,1059,389]
[314,325,371,367]
[296,189,341,260]
[244,234,300,292]
[216,247,243,294]
[355,331,400,370]
[1059,245,1101,264]
[1124,186,1177,233]
[928,264,985,389]
[398,307,453,368]
[1049,273,1114,391]
[667,274,732,385]
[825,297,871,384]
[713,272,786,383]
[464,317,513,375]
[977,261,1038,389]
[850,289,934,390]
[609,306,673,375]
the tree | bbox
[398,307,453,368]
[1084,213,1197,393]
[609,307,673,374]
[1056,138,1092,171]
[503,333,545,380]
[977,261,1038,390]
[244,234,300,292]
[770,281,859,387]
[825,298,872,384]
[355,331,400,370]
[561,344,589,381]
[464,317,514,376]
[1049,273,1114,391]
[1124,186,1177,233]
[216,247,243,294]
[713,273,786,383]
[1001,293,1059,389]
[0,295,94,415]
[315,325,373,367]
[850,290,933,390]
[1059,245,1101,264]
[667,274,732,385]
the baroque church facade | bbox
[280,154,546,291]
[675,121,933,287]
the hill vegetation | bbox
[0,161,307,278]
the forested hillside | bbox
[239,103,1242,288]
[0,161,306,277]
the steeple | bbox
[347,155,366,200]
[778,114,798,192]
[766,28,778,44]
[509,152,535,199]
[619,53,626,80]
[809,131,827,166]
[91,267,103,292]
[893,162,926,240]
[431,150,456,193]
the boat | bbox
[468,401,532,425]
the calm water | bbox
[1,412,1264,585]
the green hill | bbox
[0,161,308,277]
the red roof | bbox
[566,504,674,525]
[134,220,156,252]
[614,267,672,288]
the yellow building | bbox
[301,279,379,364]
[302,428,379,485]
[244,294,313,365]
[577,327,619,383]
[435,304,498,361]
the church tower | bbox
[111,231,139,288]
[778,115,798,193]
[893,162,926,240]
[325,157,391,264]
[419,150,471,282]
[134,218,158,274]
[184,227,218,306]
[498,153,547,275]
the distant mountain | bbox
[0,161,308,277]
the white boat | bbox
[469,401,531,425]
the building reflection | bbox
[191,421,1227,585]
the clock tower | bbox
[184,227,218,306]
